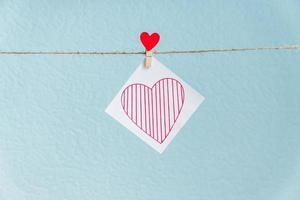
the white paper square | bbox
[105,58,204,153]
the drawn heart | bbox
[121,78,185,144]
[140,32,160,51]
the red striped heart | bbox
[121,78,185,144]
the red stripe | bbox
[167,79,170,135]
[172,80,175,123]
[155,85,158,140]
[144,85,147,133]
[181,86,184,105]
[163,79,166,140]
[124,90,126,114]
[130,86,133,119]
[135,85,137,123]
[140,85,142,129]
[151,87,154,139]
[148,88,150,135]
[177,81,179,114]
[126,89,128,114]
[156,82,161,142]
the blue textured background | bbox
[0,1,300,199]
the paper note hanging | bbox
[105,58,204,153]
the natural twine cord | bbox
[0,44,299,55]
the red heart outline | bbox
[121,78,185,144]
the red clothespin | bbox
[140,32,160,68]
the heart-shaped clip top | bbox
[140,32,160,68]
[140,32,160,51]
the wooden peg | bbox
[145,50,153,68]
